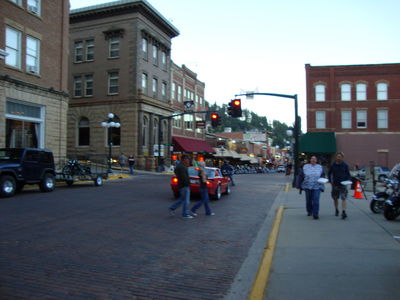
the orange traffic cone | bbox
[353,180,363,199]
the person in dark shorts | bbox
[328,152,351,219]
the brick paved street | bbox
[0,173,288,299]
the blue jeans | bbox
[305,189,321,217]
[191,187,212,215]
[129,165,134,174]
[170,186,190,217]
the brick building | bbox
[170,63,214,163]
[0,0,69,160]
[305,63,400,169]
[68,0,179,170]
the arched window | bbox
[153,118,159,144]
[341,83,351,101]
[377,82,388,100]
[78,117,90,146]
[142,116,148,147]
[162,120,168,144]
[315,84,325,101]
[108,115,121,146]
[356,83,367,101]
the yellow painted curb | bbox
[248,205,285,300]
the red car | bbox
[170,167,231,200]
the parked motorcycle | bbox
[383,195,400,220]
[370,177,398,214]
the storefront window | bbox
[5,100,43,148]
[6,119,39,148]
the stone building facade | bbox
[68,1,179,170]
[0,0,69,161]
[305,63,400,168]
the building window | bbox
[84,75,93,97]
[162,51,167,67]
[377,109,388,129]
[152,45,158,65]
[142,116,148,147]
[341,83,351,101]
[9,0,22,6]
[315,84,325,101]
[5,26,22,68]
[152,78,158,96]
[5,100,43,148]
[86,39,94,61]
[162,82,167,99]
[171,83,176,100]
[162,120,168,144]
[74,41,83,63]
[108,72,119,95]
[341,110,352,129]
[315,111,326,129]
[109,37,119,58]
[178,85,182,102]
[141,73,148,93]
[27,0,41,16]
[26,36,40,74]
[184,114,193,131]
[78,117,90,146]
[142,38,148,58]
[173,115,182,128]
[153,118,159,145]
[73,76,82,97]
[356,110,367,128]
[377,82,388,100]
[356,83,367,101]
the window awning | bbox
[299,132,336,154]
[173,136,215,153]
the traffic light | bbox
[210,112,221,128]
[227,99,242,118]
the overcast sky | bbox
[69,0,400,131]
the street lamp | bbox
[101,113,120,173]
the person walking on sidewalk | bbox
[328,152,351,219]
[190,161,215,217]
[169,155,193,219]
[128,154,135,175]
[300,155,325,219]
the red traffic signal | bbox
[228,99,242,118]
[210,112,221,127]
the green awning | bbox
[299,132,336,154]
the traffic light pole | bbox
[157,110,212,172]
[234,92,300,187]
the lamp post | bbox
[101,113,120,173]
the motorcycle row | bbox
[369,176,400,220]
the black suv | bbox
[0,148,56,197]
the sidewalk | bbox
[265,186,400,300]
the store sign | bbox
[243,132,267,142]
[196,121,206,128]
[153,144,164,156]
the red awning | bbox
[173,136,215,153]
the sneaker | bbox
[206,212,216,216]
[168,208,175,216]
[335,209,339,217]
[190,211,198,217]
[307,212,312,216]
[182,215,194,219]
[342,211,347,219]
[313,216,319,220]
